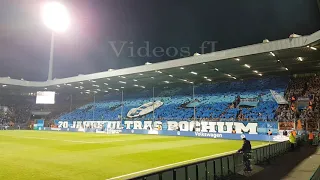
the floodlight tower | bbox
[41,1,70,80]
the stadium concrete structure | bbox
[0,30,320,95]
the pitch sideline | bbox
[107,143,268,180]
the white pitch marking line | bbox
[107,144,268,180]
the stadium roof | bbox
[1,30,320,95]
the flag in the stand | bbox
[270,90,288,104]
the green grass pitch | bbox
[0,130,268,180]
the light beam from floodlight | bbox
[41,2,70,80]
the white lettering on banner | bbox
[124,121,133,129]
[217,122,234,133]
[167,121,178,130]
[178,121,189,131]
[154,121,162,128]
[58,121,62,128]
[200,122,215,132]
[143,121,152,129]
[107,121,115,129]
[83,121,90,128]
[234,122,257,134]
[63,121,68,128]
[189,121,201,131]
[133,121,143,129]
[106,121,112,129]
[56,120,258,134]
[77,121,83,128]
[116,121,121,129]
[58,121,69,128]
[195,132,223,138]
[72,121,76,128]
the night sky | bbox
[0,0,319,81]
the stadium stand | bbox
[57,76,288,122]
[1,74,319,132]
[274,74,320,131]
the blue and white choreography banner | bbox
[270,90,288,104]
[238,98,259,107]
[54,120,279,134]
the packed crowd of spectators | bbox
[276,75,320,131]
[0,104,32,127]
[0,95,33,128]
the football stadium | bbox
[1,30,320,179]
[1,1,320,180]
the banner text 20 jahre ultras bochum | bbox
[55,120,278,134]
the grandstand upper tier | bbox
[0,30,319,95]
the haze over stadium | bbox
[1,0,320,180]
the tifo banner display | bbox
[270,90,288,104]
[42,127,287,142]
[238,98,259,107]
[53,120,279,135]
[127,101,163,118]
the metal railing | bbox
[129,141,290,180]
[310,165,320,180]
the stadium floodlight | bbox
[41,2,70,32]
[310,46,317,50]
[41,1,70,81]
